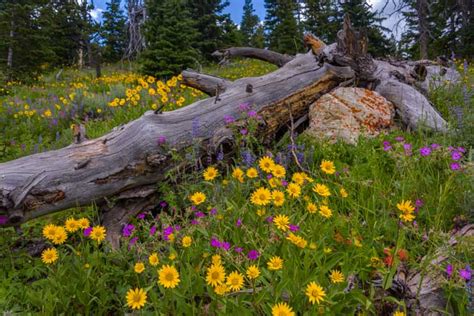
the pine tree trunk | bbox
[6,19,14,80]
[417,0,429,59]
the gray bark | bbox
[212,47,293,67]
[0,53,354,228]
[181,70,232,96]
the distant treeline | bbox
[0,0,472,81]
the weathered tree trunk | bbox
[417,0,430,59]
[0,53,353,238]
[0,16,459,246]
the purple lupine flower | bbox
[0,215,8,225]
[403,143,412,156]
[247,250,260,260]
[289,224,300,232]
[157,136,166,145]
[247,110,257,117]
[211,238,221,248]
[195,211,205,218]
[137,213,146,220]
[224,115,235,124]
[460,266,472,281]
[221,242,231,251]
[420,147,431,156]
[210,208,217,215]
[241,150,255,167]
[192,118,201,137]
[84,227,92,237]
[446,264,453,277]
[122,224,135,237]
[235,247,243,253]
[239,103,250,112]
[452,151,462,161]
[450,162,461,171]
[383,141,392,151]
[236,218,242,227]
[217,150,224,161]
[150,225,157,236]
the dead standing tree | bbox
[0,17,458,248]
[123,0,146,60]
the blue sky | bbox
[90,0,267,24]
[90,0,403,37]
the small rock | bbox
[306,87,395,144]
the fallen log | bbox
[0,16,459,246]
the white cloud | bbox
[90,8,104,21]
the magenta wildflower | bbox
[236,218,242,227]
[420,147,431,156]
[137,213,146,220]
[239,103,250,111]
[211,238,221,248]
[157,136,166,145]
[0,215,7,225]
[266,216,274,223]
[289,224,300,232]
[159,201,168,208]
[395,136,404,142]
[247,250,260,260]
[450,162,461,171]
[210,208,217,215]
[224,115,235,124]
[248,110,257,117]
[149,225,157,236]
[267,174,273,180]
[191,219,199,225]
[457,147,466,153]
[403,143,412,155]
[281,179,288,186]
[83,227,92,237]
[383,141,392,151]
[174,225,181,231]
[163,226,173,235]
[235,247,243,253]
[446,264,453,277]
[129,237,138,245]
[221,242,231,251]
[195,211,205,218]
[431,143,440,149]
[460,266,472,281]
[122,224,135,237]
[451,151,462,161]
[240,128,248,135]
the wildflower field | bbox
[0,60,473,315]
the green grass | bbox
[0,60,473,314]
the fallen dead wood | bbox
[0,16,460,246]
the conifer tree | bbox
[264,0,303,54]
[303,0,342,43]
[102,0,127,62]
[186,0,230,59]
[339,0,394,57]
[240,0,260,46]
[140,0,200,78]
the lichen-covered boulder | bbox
[306,87,395,144]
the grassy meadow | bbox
[0,59,473,315]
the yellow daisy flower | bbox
[41,248,58,264]
[273,214,290,231]
[77,218,90,229]
[258,156,275,173]
[51,226,67,245]
[271,190,285,206]
[267,256,283,270]
[286,182,301,198]
[271,164,286,178]
[313,183,331,197]
[320,160,336,174]
[250,187,272,206]
[329,270,345,283]
[319,205,333,218]
[203,166,218,181]
[149,253,159,266]
[340,188,348,198]
[90,226,106,243]
[182,236,192,248]
[190,192,206,205]
[134,262,145,274]
[158,265,180,288]
[246,265,260,279]
[307,202,318,214]
[271,302,295,316]
[396,200,415,213]
[206,264,226,287]
[305,281,326,304]
[226,271,244,292]
[246,167,258,178]
[126,288,147,310]
[42,224,58,240]
[64,218,80,233]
